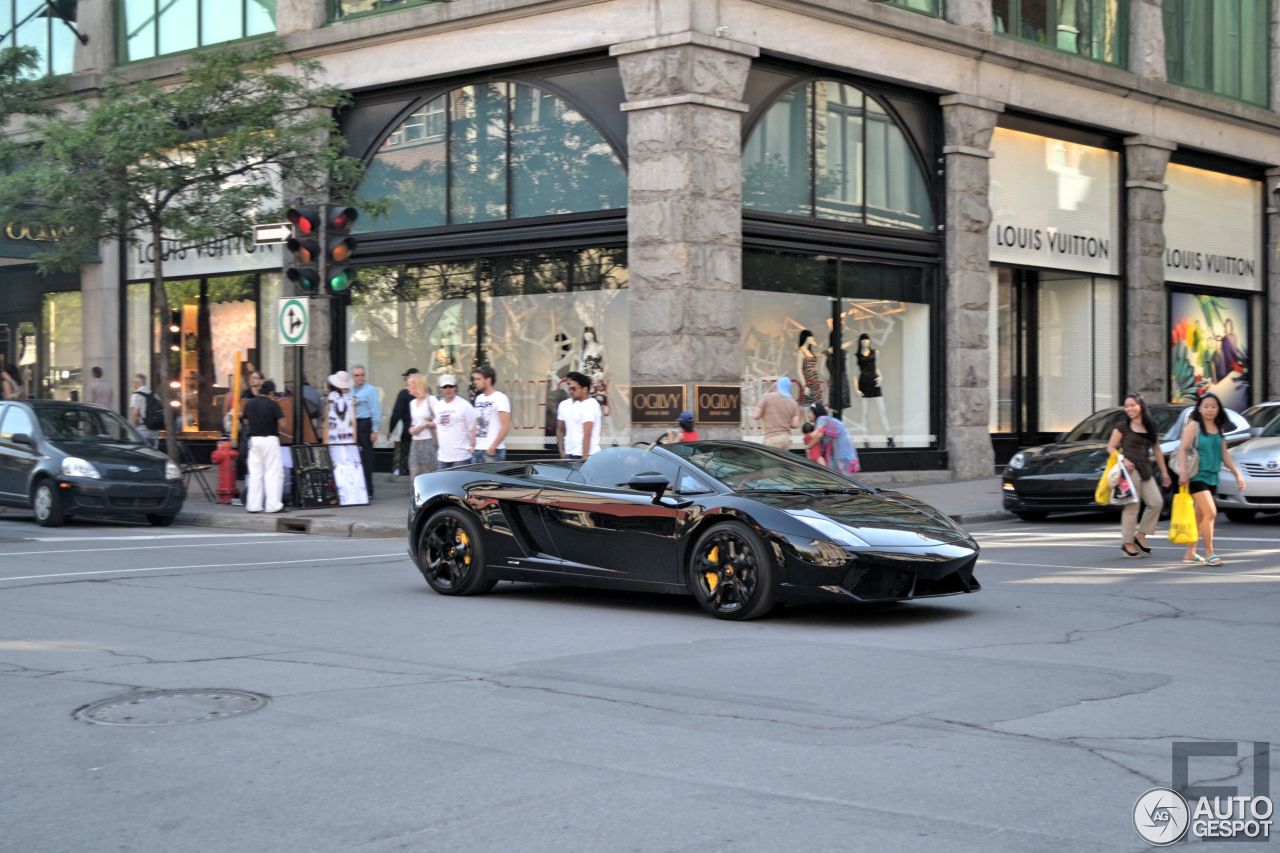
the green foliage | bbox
[0,47,63,173]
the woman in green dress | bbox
[1176,393,1246,566]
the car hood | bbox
[48,439,169,470]
[1012,441,1111,475]
[751,489,972,547]
[1232,436,1280,464]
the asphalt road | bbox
[1,510,1277,852]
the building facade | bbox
[3,0,1278,478]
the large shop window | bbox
[743,80,934,232]
[1164,0,1268,106]
[355,82,627,233]
[1,0,77,76]
[742,250,935,449]
[992,0,1127,65]
[346,248,628,451]
[119,0,276,62]
[41,292,82,400]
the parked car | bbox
[408,441,980,620]
[1002,404,1250,521]
[1216,414,1280,522]
[1240,401,1280,437]
[0,400,185,527]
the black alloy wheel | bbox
[416,507,494,596]
[689,521,775,620]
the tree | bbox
[0,39,364,459]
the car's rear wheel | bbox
[416,507,494,595]
[1014,511,1049,522]
[1225,509,1256,523]
[147,514,175,527]
[32,481,65,527]
[688,521,775,620]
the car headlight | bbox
[1008,452,1028,470]
[165,460,182,480]
[789,512,869,549]
[61,457,101,479]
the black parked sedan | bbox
[1002,403,1250,521]
[0,400,185,527]
[408,441,980,620]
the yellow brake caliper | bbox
[704,545,719,591]
[458,531,471,565]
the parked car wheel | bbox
[1225,509,1257,524]
[147,514,175,527]
[689,521,775,620]
[416,507,494,595]
[32,480,66,527]
[1014,511,1049,522]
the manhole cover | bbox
[75,689,270,726]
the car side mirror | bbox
[10,432,35,448]
[627,472,670,502]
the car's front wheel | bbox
[1225,509,1256,524]
[688,521,775,620]
[415,507,494,595]
[32,481,66,527]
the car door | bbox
[0,404,41,503]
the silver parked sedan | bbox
[1217,415,1280,522]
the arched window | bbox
[355,82,627,233]
[743,80,935,232]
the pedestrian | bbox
[128,373,160,448]
[662,411,699,444]
[406,372,439,478]
[243,380,287,514]
[85,366,113,408]
[232,369,265,482]
[433,374,476,470]
[2,363,25,400]
[556,371,601,461]
[388,368,419,475]
[1106,393,1172,558]
[324,370,356,444]
[753,375,800,450]
[349,364,382,497]
[1177,392,1246,566]
[471,364,512,462]
[807,403,860,475]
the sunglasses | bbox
[440,384,456,389]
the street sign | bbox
[254,222,292,245]
[278,297,309,346]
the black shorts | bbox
[1188,480,1216,496]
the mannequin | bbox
[856,333,892,447]
[578,326,608,414]
[795,329,824,406]
[545,332,575,439]
[827,330,851,411]
[433,341,458,374]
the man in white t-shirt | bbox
[433,375,477,469]
[471,364,512,463]
[556,371,602,460]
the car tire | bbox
[1225,509,1256,524]
[688,521,776,620]
[1014,511,1049,522]
[147,514,175,527]
[32,481,65,528]
[415,507,494,596]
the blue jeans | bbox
[473,448,507,464]
[439,459,470,470]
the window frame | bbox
[1,0,77,77]
[116,0,277,65]
[1163,0,1269,107]
[329,0,441,23]
[880,0,944,16]
[992,0,1129,67]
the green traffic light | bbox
[327,266,354,293]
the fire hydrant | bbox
[211,438,239,505]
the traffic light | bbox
[323,205,359,294]
[285,206,322,293]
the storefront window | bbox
[356,82,626,233]
[1,0,76,76]
[1164,0,1268,106]
[347,248,629,450]
[742,249,935,449]
[120,0,276,62]
[1036,273,1119,432]
[744,80,934,232]
[41,292,82,400]
[1170,290,1252,412]
[993,0,1127,65]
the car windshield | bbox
[664,443,861,492]
[1261,417,1280,438]
[1243,405,1280,429]
[1063,407,1184,442]
[35,407,143,443]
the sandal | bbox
[1182,553,1206,564]
[1134,537,1152,554]
[1121,544,1143,558]
[1206,554,1224,567]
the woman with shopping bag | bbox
[1106,393,1172,557]
[1175,393,1246,566]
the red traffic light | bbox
[287,206,320,236]
[326,205,358,234]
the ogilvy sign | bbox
[1163,163,1261,292]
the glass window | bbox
[1164,0,1268,106]
[744,81,934,232]
[1036,273,1120,433]
[994,0,1127,65]
[35,406,141,443]
[0,403,35,441]
[1,0,78,77]
[41,291,82,401]
[333,0,436,20]
[881,0,941,14]
[119,0,277,62]
[356,83,625,233]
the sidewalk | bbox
[175,471,1010,539]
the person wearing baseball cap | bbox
[663,411,699,444]
[388,368,421,476]
[433,374,477,469]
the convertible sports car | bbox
[407,441,980,620]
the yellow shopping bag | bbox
[1168,486,1198,545]
[1094,452,1118,505]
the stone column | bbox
[1272,0,1280,112]
[612,33,758,440]
[73,0,116,74]
[1124,136,1175,400]
[945,0,993,32]
[81,240,121,411]
[277,0,327,36]
[1267,168,1280,400]
[940,94,1002,480]
[1130,0,1166,81]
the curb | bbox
[175,509,402,539]
[949,510,1015,526]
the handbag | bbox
[1169,424,1199,477]
[1168,485,1197,544]
[1095,451,1119,505]
[1109,463,1139,506]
